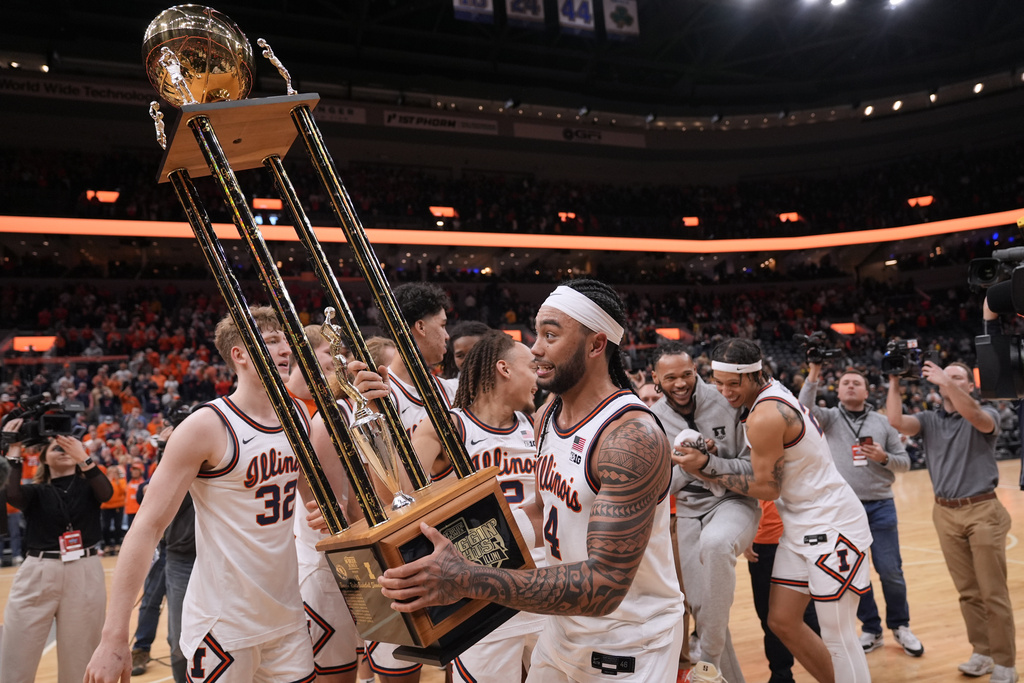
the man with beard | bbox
[651,343,757,683]
[411,330,546,682]
[380,279,684,682]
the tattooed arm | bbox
[679,400,795,500]
[378,412,671,617]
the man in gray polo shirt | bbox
[799,362,923,657]
[887,360,1016,683]
[650,343,758,683]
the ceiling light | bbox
[864,105,874,116]
[892,100,902,111]
[830,0,845,5]
[929,92,937,103]
[973,82,984,94]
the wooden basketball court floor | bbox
[3,460,1021,682]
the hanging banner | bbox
[557,0,595,36]
[453,0,495,23]
[604,0,640,40]
[506,0,545,28]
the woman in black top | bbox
[1,418,113,683]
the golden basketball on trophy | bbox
[141,4,534,665]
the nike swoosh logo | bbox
[242,435,256,444]
[469,438,487,446]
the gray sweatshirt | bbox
[652,377,755,518]
[798,379,909,501]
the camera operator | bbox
[1,416,113,683]
[886,347,1017,683]
[798,360,922,657]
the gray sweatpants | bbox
[676,499,759,683]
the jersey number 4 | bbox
[255,480,297,525]
[543,507,562,559]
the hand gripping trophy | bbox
[321,307,413,510]
[141,4,533,665]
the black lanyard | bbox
[838,407,867,442]
[49,475,78,532]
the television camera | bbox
[880,339,942,378]
[794,332,843,364]
[968,239,1024,398]
[1,395,86,447]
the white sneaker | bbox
[891,625,924,657]
[958,653,996,677]
[992,665,1020,683]
[690,661,726,683]
[859,631,883,652]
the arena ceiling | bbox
[7,0,1024,116]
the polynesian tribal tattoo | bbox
[451,415,670,616]
[699,400,795,497]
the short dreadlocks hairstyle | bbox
[454,330,516,409]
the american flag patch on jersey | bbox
[572,435,586,452]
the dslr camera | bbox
[794,332,843,364]
[881,339,941,377]
[1,395,86,447]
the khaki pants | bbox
[933,497,1016,667]
[0,554,106,683]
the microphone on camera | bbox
[986,280,1017,315]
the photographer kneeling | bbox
[1,416,113,683]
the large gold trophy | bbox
[142,5,533,664]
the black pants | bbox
[748,542,821,683]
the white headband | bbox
[541,285,624,346]
[711,360,763,373]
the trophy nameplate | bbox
[318,468,534,663]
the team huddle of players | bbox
[80,278,1010,683]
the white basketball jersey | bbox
[451,408,542,561]
[536,390,684,648]
[180,396,308,658]
[745,380,871,557]
[294,398,354,573]
[451,407,547,640]
[391,374,458,436]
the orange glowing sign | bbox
[253,198,284,210]
[908,195,934,207]
[502,329,522,342]
[1,207,1022,253]
[86,190,120,203]
[13,336,57,352]
[778,212,801,223]
[558,211,577,222]
[830,323,858,335]
[429,206,459,218]
[656,328,681,340]
[973,366,981,387]
[682,217,700,227]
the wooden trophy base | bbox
[316,467,535,665]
